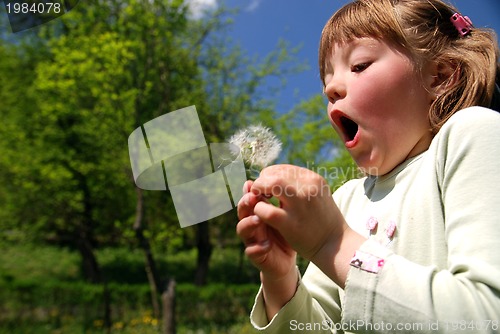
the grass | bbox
[0,241,267,333]
[0,320,258,334]
[0,241,262,285]
[0,243,81,283]
[0,240,310,333]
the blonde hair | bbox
[319,0,500,133]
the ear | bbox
[425,61,460,100]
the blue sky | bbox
[3,0,498,113]
[221,0,500,113]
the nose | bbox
[324,73,346,103]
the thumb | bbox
[254,200,287,231]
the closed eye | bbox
[351,62,371,73]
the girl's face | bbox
[323,38,434,176]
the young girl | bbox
[237,0,500,332]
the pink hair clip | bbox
[451,13,473,37]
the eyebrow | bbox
[344,38,381,53]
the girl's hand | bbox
[237,180,299,320]
[249,165,366,288]
[237,180,297,281]
[250,165,345,260]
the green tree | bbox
[0,2,364,333]
[0,0,309,330]
[31,1,202,327]
[0,43,43,238]
[1,0,199,329]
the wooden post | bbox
[162,279,176,334]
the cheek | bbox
[350,79,397,119]
[353,69,420,120]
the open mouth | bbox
[339,115,359,143]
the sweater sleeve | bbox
[342,107,500,333]
[250,265,342,333]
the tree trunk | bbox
[72,167,112,330]
[162,279,176,334]
[76,236,101,283]
[133,186,161,319]
[73,166,101,284]
[194,221,212,286]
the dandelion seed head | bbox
[229,124,282,169]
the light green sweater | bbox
[250,107,500,333]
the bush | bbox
[0,278,259,332]
[97,247,261,285]
[0,243,266,332]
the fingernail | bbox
[252,215,260,223]
[261,240,270,249]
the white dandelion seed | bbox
[229,124,282,170]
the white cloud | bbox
[245,0,262,12]
[185,0,218,19]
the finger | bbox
[250,166,298,205]
[236,215,268,245]
[244,241,271,264]
[243,180,253,194]
[237,192,261,220]
[251,176,292,203]
[253,200,288,230]
[237,190,273,220]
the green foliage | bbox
[0,241,260,286]
[0,0,361,331]
[0,243,80,283]
[0,0,217,249]
[0,243,261,333]
[0,278,259,333]
[0,0,331,251]
[96,247,261,285]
